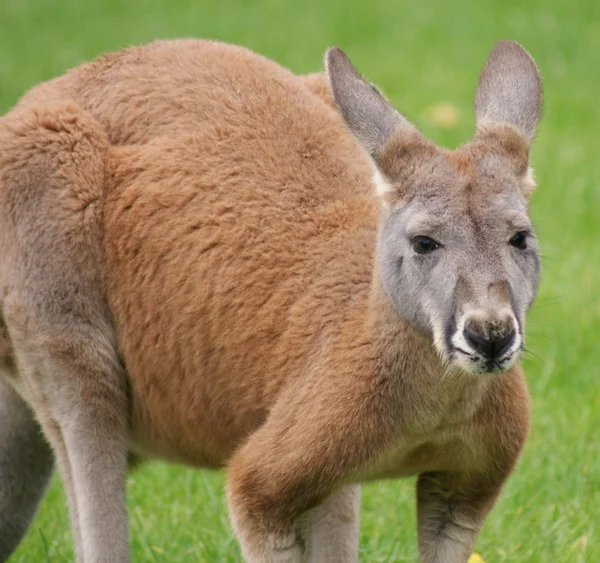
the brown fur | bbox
[0,40,541,562]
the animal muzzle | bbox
[451,313,522,374]
[463,319,516,361]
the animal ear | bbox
[325,47,420,160]
[474,41,542,146]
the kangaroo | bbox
[0,39,542,563]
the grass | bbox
[1,0,599,561]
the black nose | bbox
[463,326,516,359]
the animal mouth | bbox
[443,312,524,376]
[452,343,522,375]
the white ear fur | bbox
[522,166,537,196]
[371,165,393,198]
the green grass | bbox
[2,0,599,561]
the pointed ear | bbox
[325,47,420,159]
[475,41,542,146]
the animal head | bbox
[326,41,542,375]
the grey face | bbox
[376,153,540,374]
[326,40,543,375]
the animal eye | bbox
[412,236,441,255]
[509,231,529,250]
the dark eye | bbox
[412,236,441,255]
[509,231,529,250]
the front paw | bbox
[273,535,304,563]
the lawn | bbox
[1,0,599,561]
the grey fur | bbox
[326,48,418,157]
[299,486,361,562]
[0,379,54,560]
[474,40,543,143]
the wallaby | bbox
[0,39,542,562]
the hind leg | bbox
[0,378,54,561]
[8,326,130,563]
[0,101,130,562]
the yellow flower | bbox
[468,554,486,563]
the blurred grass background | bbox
[1,0,598,561]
